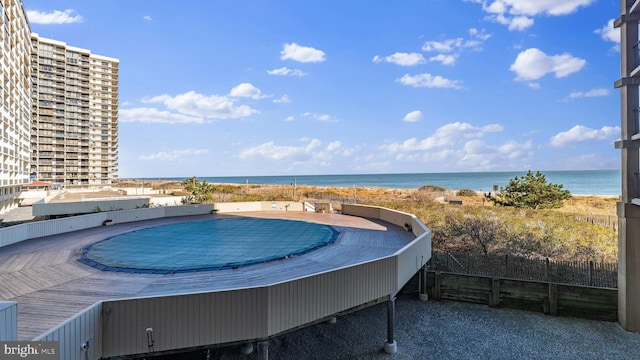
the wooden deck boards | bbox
[0,212,415,340]
[0,249,73,272]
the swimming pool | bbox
[79,217,339,273]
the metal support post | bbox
[383,296,397,354]
[257,340,269,360]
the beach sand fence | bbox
[429,252,617,288]
[571,213,618,231]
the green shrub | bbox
[489,170,571,209]
[456,189,478,197]
[361,198,616,261]
[419,185,446,192]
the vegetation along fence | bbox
[572,213,618,231]
[429,252,617,288]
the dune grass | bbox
[137,181,618,262]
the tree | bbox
[489,170,571,209]
[449,211,504,255]
[182,177,213,203]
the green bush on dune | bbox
[488,170,571,209]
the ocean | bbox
[152,170,621,196]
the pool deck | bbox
[0,212,415,340]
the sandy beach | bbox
[115,179,618,217]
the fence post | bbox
[420,265,429,301]
[466,256,470,274]
[434,272,442,300]
[544,258,550,282]
[548,283,558,316]
[504,254,509,277]
[490,278,500,307]
[588,261,594,286]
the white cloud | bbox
[397,73,463,89]
[267,67,307,77]
[379,121,529,170]
[124,90,260,123]
[143,15,152,21]
[469,28,491,41]
[429,54,457,66]
[238,141,313,161]
[403,110,423,122]
[510,48,586,81]
[237,138,359,174]
[300,112,338,122]
[327,141,342,152]
[422,38,483,53]
[498,0,594,16]
[467,0,594,31]
[119,107,204,124]
[372,52,426,66]
[381,122,503,153]
[280,43,326,63]
[564,88,610,101]
[326,141,358,157]
[420,29,489,66]
[482,0,506,14]
[273,95,291,104]
[228,83,268,99]
[139,149,209,161]
[498,140,533,159]
[507,16,534,31]
[595,19,620,45]
[27,9,83,24]
[460,139,533,166]
[550,125,620,147]
[284,115,295,122]
[237,138,347,164]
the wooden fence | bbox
[572,214,618,231]
[424,271,618,321]
[429,252,617,288]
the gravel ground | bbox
[203,294,640,360]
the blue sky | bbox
[25,0,622,178]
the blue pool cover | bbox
[79,217,339,274]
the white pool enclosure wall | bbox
[1,203,431,359]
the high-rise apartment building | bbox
[0,0,31,215]
[30,34,118,187]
